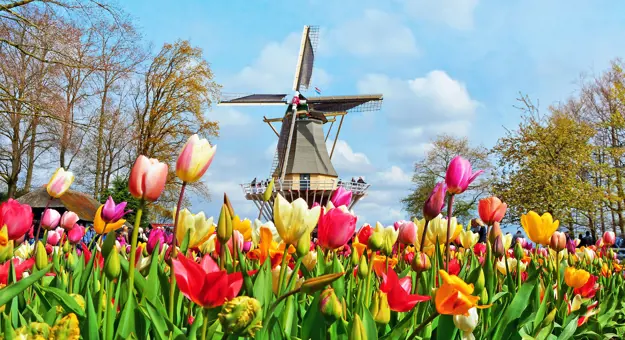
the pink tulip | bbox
[41,209,61,230]
[423,182,447,220]
[0,199,33,240]
[46,167,74,198]
[101,196,131,223]
[175,134,217,183]
[330,186,352,208]
[445,156,484,194]
[318,206,357,250]
[394,220,408,231]
[129,155,168,202]
[67,225,85,244]
[603,231,616,246]
[60,211,79,230]
[397,221,417,245]
[47,228,62,246]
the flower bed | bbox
[0,136,623,340]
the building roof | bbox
[16,187,101,222]
[277,119,338,176]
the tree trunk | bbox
[24,111,38,192]
[94,82,109,198]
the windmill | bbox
[219,26,383,221]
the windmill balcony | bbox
[240,178,369,212]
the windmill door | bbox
[300,174,310,190]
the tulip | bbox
[521,211,559,246]
[101,197,131,223]
[13,240,33,260]
[173,208,215,249]
[232,215,252,242]
[564,267,590,289]
[478,196,507,225]
[603,231,616,246]
[46,228,62,246]
[67,225,85,244]
[60,211,79,230]
[423,182,446,221]
[104,247,121,280]
[435,270,481,315]
[320,287,343,323]
[251,219,280,246]
[35,241,48,270]
[573,275,598,299]
[445,156,484,195]
[216,229,244,255]
[330,186,352,208]
[318,202,357,250]
[357,224,374,244]
[175,134,217,183]
[379,267,430,312]
[0,258,35,285]
[459,228,479,249]
[128,155,168,201]
[496,258,526,275]
[416,215,463,249]
[397,220,417,245]
[271,265,303,295]
[0,226,12,263]
[41,209,61,230]
[172,253,243,308]
[302,250,317,271]
[368,222,399,256]
[93,205,126,235]
[550,231,566,252]
[273,194,320,245]
[349,314,366,340]
[0,199,33,240]
[218,296,262,337]
[46,167,74,198]
[411,251,431,273]
[453,307,479,340]
[370,290,390,325]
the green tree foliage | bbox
[402,134,492,224]
[99,176,150,228]
[491,96,600,228]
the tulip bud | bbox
[66,252,77,272]
[466,266,485,294]
[263,178,275,202]
[296,232,310,258]
[480,288,488,304]
[549,232,566,252]
[453,307,479,338]
[217,204,233,245]
[223,193,235,219]
[62,240,70,254]
[350,246,359,266]
[104,247,121,281]
[367,232,384,252]
[218,296,262,337]
[369,290,390,325]
[349,314,366,340]
[423,182,447,221]
[488,222,502,245]
[493,235,505,258]
[35,241,48,270]
[358,255,368,279]
[514,242,524,260]
[300,272,345,294]
[0,229,13,263]
[411,251,431,273]
[320,288,343,323]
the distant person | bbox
[471,218,487,243]
[584,231,593,247]
[511,230,523,246]
[578,233,585,247]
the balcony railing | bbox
[241,178,370,196]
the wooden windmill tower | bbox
[219,26,383,221]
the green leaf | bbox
[142,242,162,303]
[301,292,325,340]
[180,228,191,254]
[38,285,86,318]
[253,259,273,316]
[81,285,100,340]
[491,274,538,340]
[115,292,137,338]
[361,303,379,340]
[558,317,579,340]
[0,264,51,306]
[188,309,203,339]
[436,314,458,340]
[101,230,117,260]
[330,255,346,299]
[79,247,97,294]
[533,283,550,333]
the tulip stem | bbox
[34,196,52,244]
[277,246,290,296]
[407,311,439,340]
[445,194,455,271]
[415,219,430,294]
[201,308,210,340]
[128,200,144,299]
[169,181,187,322]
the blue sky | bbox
[123,0,625,225]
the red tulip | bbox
[603,231,616,246]
[478,197,507,225]
[448,258,461,276]
[318,205,357,250]
[473,243,486,256]
[172,253,243,308]
[380,267,430,312]
[445,156,484,195]
[0,199,33,240]
[573,275,599,299]
[357,224,374,244]
[0,258,35,285]
[423,182,447,221]
[397,221,417,245]
[128,155,168,202]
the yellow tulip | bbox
[175,134,217,183]
[232,215,252,242]
[252,219,281,246]
[521,211,559,246]
[564,267,590,289]
[415,215,462,249]
[273,194,320,245]
[459,228,479,249]
[496,258,526,275]
[370,222,399,256]
[173,208,215,249]
[93,205,126,234]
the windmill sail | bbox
[293,26,319,92]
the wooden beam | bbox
[323,112,348,117]
[325,120,334,142]
[263,116,280,137]
[264,116,336,123]
[280,111,298,181]
[329,115,345,159]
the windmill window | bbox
[300,174,310,190]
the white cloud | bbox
[208,107,251,127]
[376,166,412,187]
[400,0,479,30]
[326,139,374,173]
[227,32,330,93]
[326,9,419,57]
[357,70,479,160]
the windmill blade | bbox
[219,93,288,106]
[306,94,383,113]
[292,26,319,92]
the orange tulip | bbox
[435,270,480,316]
[128,155,168,202]
[564,267,590,289]
[477,197,507,226]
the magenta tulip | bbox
[445,156,484,194]
[60,211,79,230]
[423,182,447,221]
[397,221,417,245]
[0,199,33,240]
[67,225,85,244]
[101,196,131,223]
[330,186,352,208]
[318,205,357,250]
[41,209,61,230]
[147,228,167,254]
